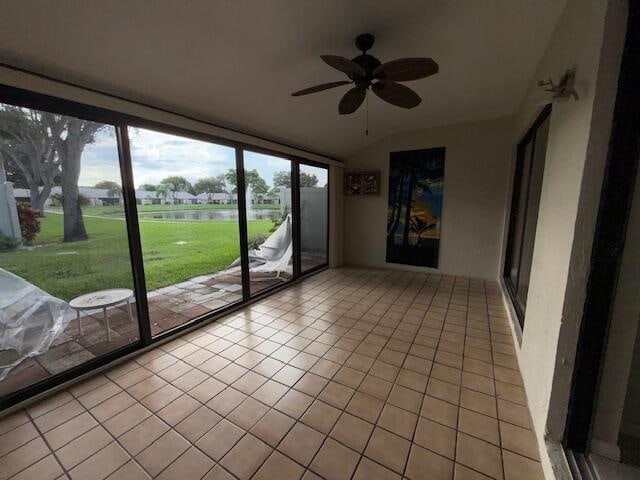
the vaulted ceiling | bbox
[0,1,565,158]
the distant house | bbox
[195,192,237,204]
[13,186,121,207]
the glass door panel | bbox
[0,103,140,396]
[128,127,241,336]
[300,164,328,271]
[242,150,293,295]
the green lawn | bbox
[47,203,280,217]
[0,212,271,301]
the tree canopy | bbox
[193,174,227,194]
[273,170,319,188]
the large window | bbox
[300,163,328,271]
[503,105,551,327]
[0,104,140,396]
[129,127,241,336]
[0,87,330,409]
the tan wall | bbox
[500,0,628,477]
[343,117,512,280]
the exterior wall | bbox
[342,117,512,280]
[499,0,628,478]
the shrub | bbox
[0,234,19,251]
[247,233,267,250]
[269,205,290,234]
[17,203,41,244]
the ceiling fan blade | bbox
[291,81,351,96]
[339,87,366,115]
[321,55,366,78]
[373,58,439,81]
[372,81,422,109]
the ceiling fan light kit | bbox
[292,33,439,115]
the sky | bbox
[79,127,327,189]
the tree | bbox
[138,183,157,191]
[94,180,122,199]
[273,170,319,188]
[48,114,105,242]
[223,168,267,195]
[300,172,319,187]
[0,106,60,213]
[157,176,190,203]
[193,175,227,194]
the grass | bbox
[0,212,272,301]
[47,203,280,217]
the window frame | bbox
[0,83,331,410]
[503,104,552,328]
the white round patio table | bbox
[69,288,134,342]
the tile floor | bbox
[0,267,544,480]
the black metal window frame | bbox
[503,104,552,329]
[0,83,330,410]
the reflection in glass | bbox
[0,103,139,396]
[129,127,241,336]
[300,164,328,271]
[243,151,293,295]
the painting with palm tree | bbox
[386,147,445,267]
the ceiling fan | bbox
[292,33,439,115]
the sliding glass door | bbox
[503,105,551,327]
[242,150,293,295]
[299,163,329,272]
[129,127,242,336]
[0,86,330,409]
[0,103,140,397]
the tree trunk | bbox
[61,148,88,242]
[402,171,416,246]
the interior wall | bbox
[622,327,640,434]
[499,0,628,478]
[343,116,512,280]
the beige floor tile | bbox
[358,375,393,400]
[44,411,98,450]
[331,412,374,452]
[502,450,544,480]
[278,423,325,466]
[405,444,454,480]
[459,408,500,445]
[275,389,314,418]
[174,405,222,442]
[90,391,137,423]
[454,463,494,479]
[294,372,329,397]
[103,403,151,438]
[27,391,75,418]
[346,391,385,423]
[189,377,226,403]
[460,388,497,418]
[33,400,85,433]
[69,442,129,480]
[56,426,112,469]
[318,381,355,409]
[202,465,236,480]
[495,381,526,406]
[456,432,503,479]
[496,400,531,430]
[0,411,30,436]
[414,417,456,459]
[253,451,304,480]
[388,384,423,413]
[252,379,289,405]
[365,427,411,474]
[119,416,169,456]
[353,457,401,480]
[171,368,208,392]
[333,366,366,389]
[301,399,341,433]
[105,460,150,480]
[310,438,360,480]
[378,404,418,439]
[220,434,272,479]
[207,387,248,416]
[499,421,539,460]
[196,419,244,461]
[135,430,190,477]
[140,384,182,412]
[156,394,201,426]
[0,437,50,480]
[10,454,63,480]
[0,420,39,456]
[227,397,269,429]
[77,381,122,409]
[251,408,296,447]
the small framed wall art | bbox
[344,171,380,195]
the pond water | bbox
[137,209,280,221]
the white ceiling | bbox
[0,1,564,159]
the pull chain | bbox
[365,89,369,136]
